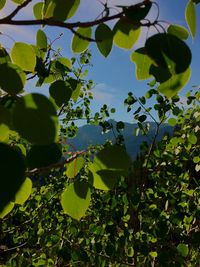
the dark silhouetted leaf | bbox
[12,93,58,145]
[95,24,113,57]
[0,63,26,94]
[26,143,62,169]
[49,80,72,107]
[0,143,25,212]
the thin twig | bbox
[5,0,32,20]
[0,242,27,253]
[26,150,87,176]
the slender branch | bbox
[135,94,158,125]
[145,119,163,169]
[5,0,32,20]
[0,242,27,253]
[26,149,87,176]
[70,28,98,42]
[0,16,158,29]
[0,1,157,33]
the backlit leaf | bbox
[158,68,191,98]
[188,133,197,144]
[11,0,24,4]
[33,2,43,19]
[61,180,91,220]
[26,143,62,169]
[89,145,131,190]
[71,82,81,102]
[168,118,177,126]
[0,0,6,10]
[36,30,48,52]
[131,47,153,80]
[65,156,84,178]
[0,143,25,212]
[185,0,196,39]
[44,0,80,21]
[15,177,32,205]
[57,57,71,70]
[167,24,189,40]
[0,202,14,219]
[113,18,141,49]
[95,24,113,57]
[11,42,36,72]
[71,27,92,53]
[0,105,11,142]
[12,93,58,145]
[0,47,11,64]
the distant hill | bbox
[67,120,173,159]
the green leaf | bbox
[130,47,153,80]
[71,27,92,53]
[36,30,48,52]
[0,106,11,142]
[0,63,26,94]
[127,247,134,257]
[177,244,189,257]
[61,180,91,220]
[44,0,80,21]
[11,42,36,72]
[168,118,177,126]
[95,24,113,57]
[149,251,158,258]
[193,156,200,163]
[158,68,191,98]
[145,33,192,75]
[138,115,147,122]
[49,80,72,107]
[57,57,71,70]
[0,202,15,219]
[15,177,32,205]
[88,145,131,190]
[0,0,6,10]
[11,0,24,4]
[71,82,81,102]
[65,156,84,178]
[185,0,196,39]
[188,133,197,144]
[122,2,152,21]
[167,24,189,40]
[26,143,62,169]
[113,18,141,50]
[0,143,25,212]
[12,93,58,145]
[0,47,11,64]
[33,2,44,19]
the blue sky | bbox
[0,0,199,124]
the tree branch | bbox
[0,0,156,34]
[25,149,87,176]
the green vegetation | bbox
[0,0,199,266]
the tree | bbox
[0,0,199,266]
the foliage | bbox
[0,0,199,266]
